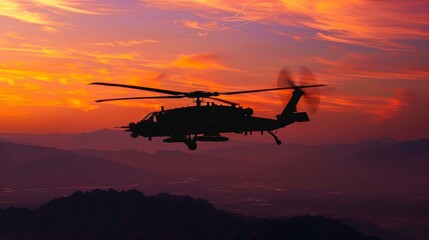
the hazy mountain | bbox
[73,148,241,180]
[0,132,77,148]
[198,139,429,193]
[341,219,415,240]
[0,129,257,152]
[65,128,153,151]
[0,141,146,189]
[0,189,380,240]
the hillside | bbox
[0,141,146,189]
[0,189,379,240]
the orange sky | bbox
[1,0,428,142]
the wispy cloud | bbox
[142,0,429,50]
[84,52,139,64]
[90,39,159,47]
[32,0,103,15]
[313,51,429,82]
[0,0,52,25]
[0,0,116,26]
[181,20,225,31]
[322,90,409,121]
[172,53,229,70]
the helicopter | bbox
[90,67,325,150]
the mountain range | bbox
[0,141,147,189]
[0,189,381,240]
[0,129,256,152]
[0,132,427,240]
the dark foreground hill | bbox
[0,189,379,240]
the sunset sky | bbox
[1,0,428,143]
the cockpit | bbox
[142,112,154,121]
[141,112,157,123]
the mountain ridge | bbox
[0,189,380,240]
[0,141,147,189]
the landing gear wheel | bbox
[186,140,197,151]
[275,139,282,145]
[130,132,138,138]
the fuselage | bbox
[130,105,282,138]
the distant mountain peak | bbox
[82,128,118,134]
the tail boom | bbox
[277,89,309,125]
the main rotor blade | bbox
[219,85,325,95]
[209,97,239,106]
[90,82,185,96]
[95,96,184,102]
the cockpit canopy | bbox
[142,112,154,121]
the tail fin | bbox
[277,89,309,125]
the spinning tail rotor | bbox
[277,67,322,114]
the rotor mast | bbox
[195,97,202,106]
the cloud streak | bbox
[0,0,52,25]
[0,0,116,26]
[142,0,429,50]
[322,93,405,120]
[172,53,230,70]
[32,0,103,15]
[90,39,159,47]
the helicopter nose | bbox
[128,122,139,138]
[129,122,137,129]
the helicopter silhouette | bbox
[91,67,325,150]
